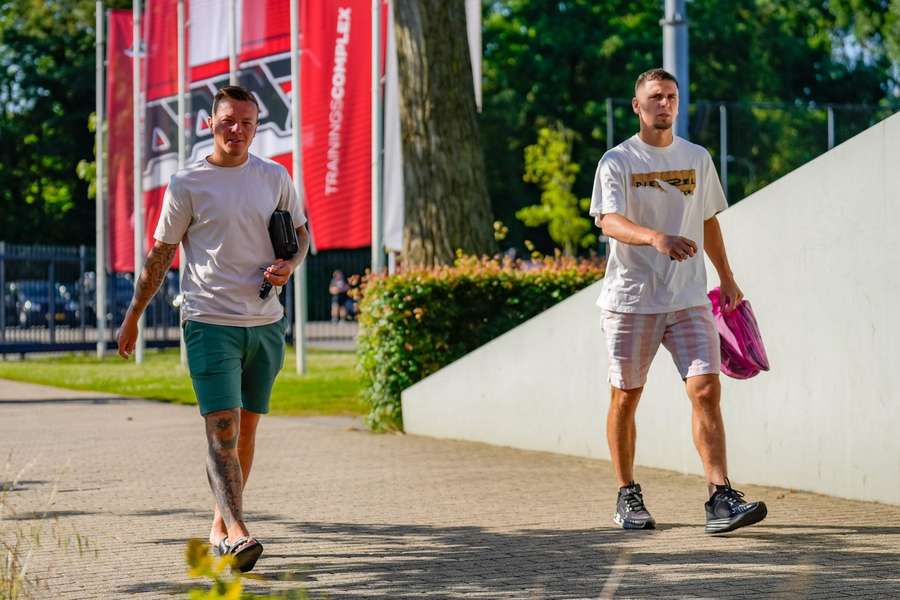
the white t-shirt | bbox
[154,153,307,327]
[589,134,727,314]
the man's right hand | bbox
[651,233,697,261]
[116,311,139,359]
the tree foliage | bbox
[829,0,900,65]
[480,0,899,254]
[1,1,100,243]
[516,124,594,256]
[0,0,898,250]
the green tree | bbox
[480,0,899,252]
[0,0,130,245]
[1,0,93,243]
[828,0,900,64]
[1,0,898,251]
[516,124,594,256]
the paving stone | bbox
[1,378,899,599]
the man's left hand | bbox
[263,259,296,287]
[719,277,744,313]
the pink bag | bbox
[708,287,770,380]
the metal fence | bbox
[0,242,369,356]
[604,98,899,203]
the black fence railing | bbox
[0,242,369,356]
[604,98,898,204]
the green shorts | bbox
[184,317,286,416]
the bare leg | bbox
[607,385,644,487]
[209,409,261,544]
[204,409,252,544]
[685,374,728,496]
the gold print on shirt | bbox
[631,170,696,196]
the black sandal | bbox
[224,536,264,573]
[211,537,229,557]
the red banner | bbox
[108,0,379,272]
[301,0,374,250]
[107,10,135,273]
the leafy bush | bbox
[356,253,604,431]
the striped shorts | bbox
[600,305,720,390]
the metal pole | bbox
[827,105,835,150]
[79,245,87,343]
[0,242,6,343]
[177,1,186,172]
[371,0,385,273]
[177,0,187,368]
[95,0,108,357]
[229,0,238,85]
[719,103,728,200]
[465,0,481,112]
[606,97,614,150]
[133,0,145,363]
[48,262,56,345]
[290,0,307,374]
[661,0,689,139]
[294,264,307,374]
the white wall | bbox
[402,112,900,505]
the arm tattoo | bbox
[291,226,311,267]
[129,242,178,317]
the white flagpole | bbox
[465,0,481,112]
[382,0,404,261]
[290,0,307,375]
[95,0,108,358]
[229,0,238,85]
[371,0,384,273]
[177,0,187,368]
[133,0,145,364]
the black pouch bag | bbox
[259,210,299,299]
[269,209,299,259]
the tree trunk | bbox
[394,0,495,266]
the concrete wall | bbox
[401,112,900,505]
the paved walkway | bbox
[1,379,899,599]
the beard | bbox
[653,119,673,131]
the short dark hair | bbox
[634,68,679,94]
[212,85,260,118]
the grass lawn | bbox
[0,348,365,416]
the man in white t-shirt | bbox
[117,85,309,570]
[591,69,767,534]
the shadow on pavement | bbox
[117,580,194,596]
[5,509,99,520]
[232,521,900,599]
[0,397,139,405]
[0,479,49,492]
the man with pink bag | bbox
[591,68,768,534]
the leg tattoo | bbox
[205,410,243,529]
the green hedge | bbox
[356,254,604,431]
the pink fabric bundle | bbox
[708,287,770,379]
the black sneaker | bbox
[705,479,767,534]
[613,481,656,529]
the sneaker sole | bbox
[613,513,656,530]
[705,502,767,534]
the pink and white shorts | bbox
[601,306,720,390]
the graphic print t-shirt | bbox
[589,134,727,314]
